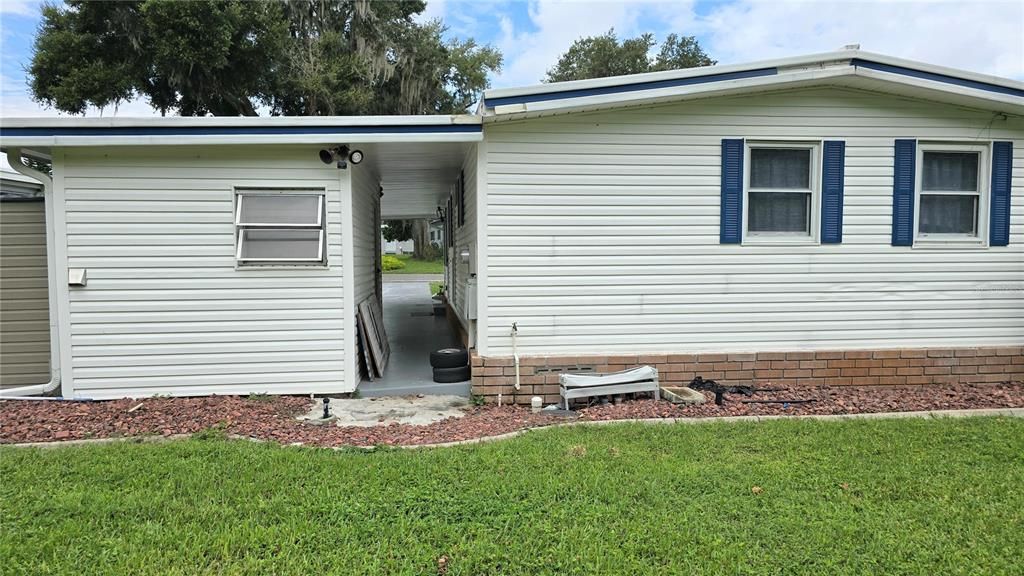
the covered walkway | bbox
[357,280,469,398]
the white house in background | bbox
[0,49,1021,401]
[380,220,444,254]
[380,236,414,255]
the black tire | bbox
[430,347,468,369]
[433,365,471,383]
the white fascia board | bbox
[0,169,42,185]
[0,115,481,129]
[483,50,859,100]
[850,51,1024,91]
[482,66,1024,123]
[0,131,484,148]
[852,68,1024,116]
[483,67,858,122]
[483,49,1022,102]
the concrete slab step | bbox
[358,380,471,398]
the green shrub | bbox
[381,255,406,271]
[420,242,443,261]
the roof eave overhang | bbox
[481,66,1024,123]
[0,115,483,147]
[482,49,1022,102]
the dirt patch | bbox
[1,382,1022,447]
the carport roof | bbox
[0,115,482,148]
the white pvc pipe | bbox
[1,149,62,398]
[511,322,521,391]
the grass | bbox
[2,417,1022,575]
[383,253,444,275]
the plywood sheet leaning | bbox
[356,313,376,381]
[368,297,391,361]
[358,298,388,376]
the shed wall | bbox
[483,87,1024,356]
[58,146,349,398]
[0,200,50,387]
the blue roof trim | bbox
[485,67,778,108]
[0,124,482,138]
[852,59,1024,98]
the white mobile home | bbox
[1,50,1021,402]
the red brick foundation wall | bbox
[470,347,1024,405]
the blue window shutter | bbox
[891,139,916,246]
[720,139,744,244]
[821,141,846,243]
[989,141,1013,246]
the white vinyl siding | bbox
[483,87,1024,356]
[0,200,50,387]
[58,146,348,398]
[351,164,380,307]
[350,162,381,378]
[451,144,478,325]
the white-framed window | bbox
[744,142,819,243]
[915,143,988,245]
[234,188,327,265]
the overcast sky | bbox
[1,0,1022,118]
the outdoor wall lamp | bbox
[318,145,364,169]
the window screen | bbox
[750,148,811,189]
[237,194,322,226]
[918,151,980,237]
[748,192,810,233]
[235,191,326,264]
[747,146,815,236]
[922,152,978,191]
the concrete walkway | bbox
[380,274,443,283]
[357,281,469,397]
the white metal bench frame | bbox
[559,366,660,410]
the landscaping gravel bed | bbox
[1,382,1021,447]
[579,381,1024,421]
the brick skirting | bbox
[470,347,1024,405]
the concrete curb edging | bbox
[5,407,1022,450]
[383,407,1024,450]
[4,433,194,449]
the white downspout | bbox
[1,149,62,398]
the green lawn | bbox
[384,253,444,274]
[2,418,1022,575]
